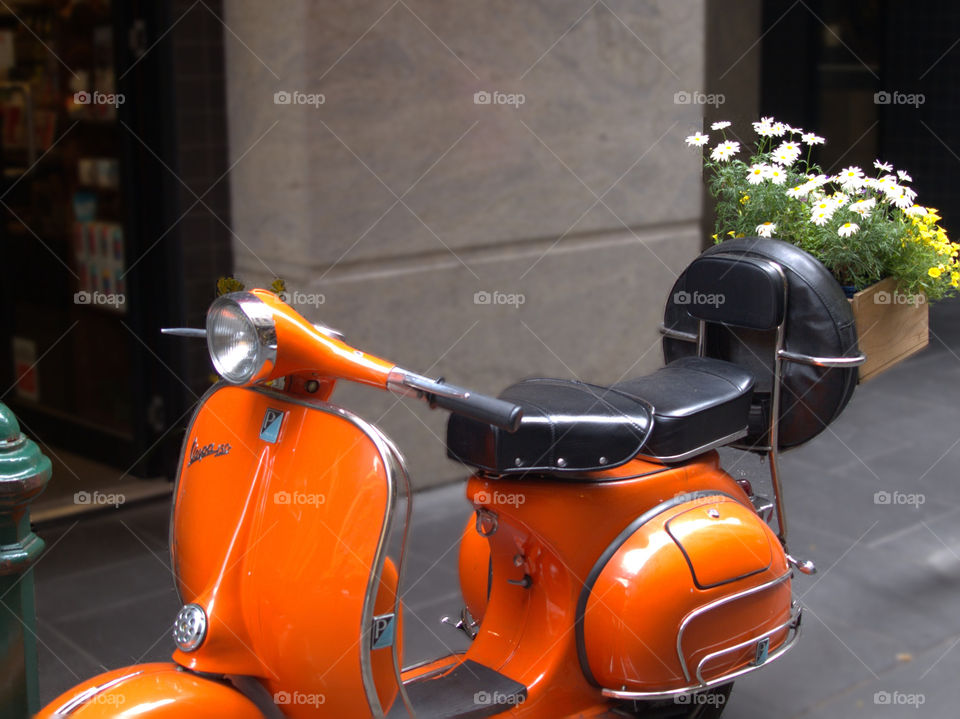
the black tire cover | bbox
[662,237,860,450]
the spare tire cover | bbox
[662,237,859,449]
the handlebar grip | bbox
[431,389,523,432]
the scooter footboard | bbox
[36,663,265,718]
[578,492,797,698]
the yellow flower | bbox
[711,234,718,240]
[727,231,737,237]
[928,267,943,278]
[740,194,750,205]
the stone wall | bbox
[222,0,707,488]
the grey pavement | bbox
[32,298,960,717]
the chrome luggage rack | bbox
[602,571,802,701]
[657,258,866,549]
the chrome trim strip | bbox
[778,348,867,368]
[658,324,699,343]
[53,670,145,715]
[250,387,405,719]
[694,607,799,684]
[676,570,792,682]
[601,606,801,701]
[636,427,748,464]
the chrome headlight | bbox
[206,292,277,384]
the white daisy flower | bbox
[753,121,774,137]
[892,191,914,210]
[811,197,838,217]
[771,122,787,136]
[832,192,850,206]
[874,160,893,172]
[786,182,813,199]
[904,205,928,217]
[710,121,731,130]
[746,163,772,185]
[811,210,831,227]
[756,222,777,237]
[837,222,860,238]
[849,198,876,216]
[784,125,803,134]
[801,132,825,145]
[772,141,802,166]
[710,141,741,162]
[897,170,912,182]
[837,166,865,190]
[767,166,787,184]
[685,131,710,147]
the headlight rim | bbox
[206,292,278,385]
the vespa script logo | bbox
[188,438,232,466]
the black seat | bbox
[446,357,755,475]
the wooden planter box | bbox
[849,276,929,382]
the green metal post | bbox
[0,402,52,718]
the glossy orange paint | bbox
[39,290,797,718]
[169,383,402,717]
[249,289,394,389]
[583,495,789,692]
[452,454,790,716]
[36,663,263,718]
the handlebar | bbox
[387,368,522,432]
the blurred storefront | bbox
[0,0,232,512]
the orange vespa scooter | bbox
[39,238,864,718]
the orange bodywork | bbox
[169,383,403,717]
[36,663,264,718]
[38,290,797,718]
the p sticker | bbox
[372,613,396,650]
[260,408,284,443]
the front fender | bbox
[36,663,265,718]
